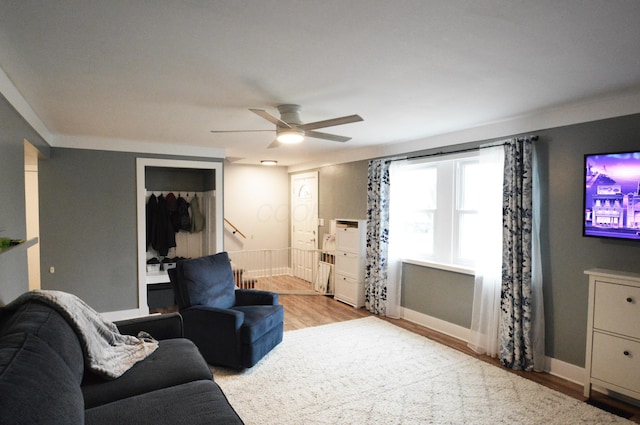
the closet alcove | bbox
[136,158,223,315]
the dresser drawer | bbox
[594,281,640,338]
[335,227,362,253]
[591,332,640,394]
[335,251,363,280]
[334,274,364,307]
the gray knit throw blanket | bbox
[6,290,158,379]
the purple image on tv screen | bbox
[584,151,640,240]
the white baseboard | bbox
[545,356,585,386]
[400,307,470,342]
[400,307,586,385]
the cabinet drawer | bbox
[594,281,640,338]
[335,274,364,307]
[335,251,362,280]
[335,227,361,253]
[591,332,640,394]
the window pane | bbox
[403,210,434,258]
[458,161,482,210]
[457,212,478,263]
[401,167,437,209]
[392,165,437,259]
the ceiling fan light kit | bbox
[276,128,304,144]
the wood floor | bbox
[279,293,640,423]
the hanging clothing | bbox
[165,192,179,234]
[145,194,158,250]
[190,195,205,233]
[153,194,176,256]
[176,195,191,232]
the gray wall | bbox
[536,114,640,366]
[38,148,223,312]
[38,148,139,311]
[402,264,473,327]
[317,161,368,237]
[316,113,640,368]
[0,94,49,305]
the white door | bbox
[291,172,318,282]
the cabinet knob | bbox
[623,350,631,357]
[626,297,634,303]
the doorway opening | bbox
[136,158,223,315]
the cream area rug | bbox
[212,317,631,425]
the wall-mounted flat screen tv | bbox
[584,151,640,240]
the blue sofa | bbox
[0,299,244,425]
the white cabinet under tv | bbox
[584,268,640,402]
[334,219,366,308]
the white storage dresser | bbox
[584,268,640,401]
[334,219,366,308]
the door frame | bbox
[135,158,223,316]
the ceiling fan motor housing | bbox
[277,104,303,127]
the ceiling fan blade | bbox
[210,129,273,133]
[267,139,281,149]
[305,130,351,143]
[249,108,291,128]
[297,114,363,131]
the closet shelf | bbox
[146,271,171,285]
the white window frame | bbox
[392,151,480,274]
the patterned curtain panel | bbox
[499,137,542,371]
[365,159,390,315]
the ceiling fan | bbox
[211,104,363,148]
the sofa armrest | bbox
[115,312,183,340]
[235,289,279,306]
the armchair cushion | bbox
[232,305,285,344]
[175,252,236,309]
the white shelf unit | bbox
[334,219,366,308]
[584,268,640,402]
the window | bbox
[390,152,484,270]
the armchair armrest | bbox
[115,312,183,340]
[179,306,246,367]
[235,289,279,306]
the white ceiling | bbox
[2,1,640,167]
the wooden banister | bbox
[224,218,247,239]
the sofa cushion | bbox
[0,332,84,425]
[84,380,244,425]
[0,301,84,383]
[82,338,213,408]
[176,252,236,309]
[233,304,285,343]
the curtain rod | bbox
[385,135,538,163]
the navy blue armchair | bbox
[168,252,284,369]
